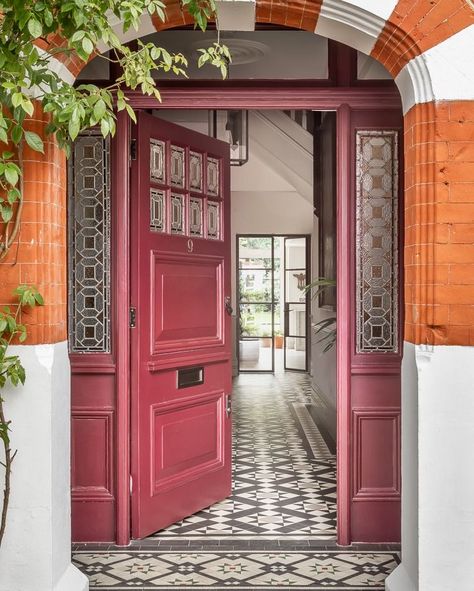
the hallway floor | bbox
[73,373,399,588]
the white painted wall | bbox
[0,342,88,591]
[387,344,474,591]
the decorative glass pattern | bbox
[190,151,203,192]
[207,157,219,197]
[150,189,166,232]
[68,131,111,353]
[189,197,203,237]
[355,130,399,353]
[170,145,185,188]
[207,201,220,240]
[150,139,166,183]
[171,193,185,234]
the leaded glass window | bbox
[355,130,399,353]
[150,188,166,232]
[171,193,185,234]
[189,197,203,237]
[207,201,220,240]
[68,131,111,353]
[170,145,185,188]
[150,139,166,183]
[190,151,203,192]
[207,157,219,197]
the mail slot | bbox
[177,366,204,389]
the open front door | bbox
[130,112,232,539]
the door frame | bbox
[112,85,403,546]
[235,233,311,374]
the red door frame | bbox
[112,85,403,546]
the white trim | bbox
[396,25,474,113]
[315,0,395,55]
[36,46,75,85]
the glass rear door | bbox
[284,237,309,371]
[238,236,275,372]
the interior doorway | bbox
[237,234,311,373]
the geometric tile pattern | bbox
[73,549,399,589]
[153,373,337,540]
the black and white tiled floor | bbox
[73,373,399,588]
[153,373,337,540]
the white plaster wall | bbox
[0,342,88,591]
[387,344,474,591]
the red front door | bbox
[130,112,232,539]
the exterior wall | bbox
[404,100,474,346]
[0,343,87,591]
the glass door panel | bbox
[238,236,274,372]
[284,237,309,371]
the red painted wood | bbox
[113,111,132,546]
[124,87,402,111]
[71,368,116,541]
[336,103,352,546]
[130,112,232,539]
[348,109,403,542]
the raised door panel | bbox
[151,392,224,493]
[151,252,223,352]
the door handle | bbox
[225,394,232,417]
[224,296,233,316]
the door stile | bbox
[336,103,352,546]
[113,110,132,546]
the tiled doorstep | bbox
[73,549,401,589]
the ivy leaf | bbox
[24,131,44,153]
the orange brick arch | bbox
[2,0,473,346]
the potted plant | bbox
[239,312,260,363]
[260,329,272,348]
[304,278,337,352]
[274,329,284,349]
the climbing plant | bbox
[0,0,230,260]
[0,285,43,547]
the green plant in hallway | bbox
[305,278,336,352]
[0,285,43,548]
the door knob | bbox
[224,296,233,316]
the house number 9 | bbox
[187,239,194,253]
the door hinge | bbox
[130,139,137,161]
[225,394,232,418]
[130,475,133,495]
[129,307,136,328]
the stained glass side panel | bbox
[190,151,203,193]
[150,139,166,183]
[150,189,166,232]
[68,131,111,353]
[207,201,220,240]
[170,145,185,188]
[189,197,203,237]
[171,193,185,235]
[355,130,399,353]
[207,157,220,197]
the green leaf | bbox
[12,126,23,145]
[4,166,19,186]
[24,131,44,153]
[27,18,43,39]
[93,99,106,120]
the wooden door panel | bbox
[151,252,224,350]
[131,112,231,539]
[152,392,225,492]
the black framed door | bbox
[283,236,310,371]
